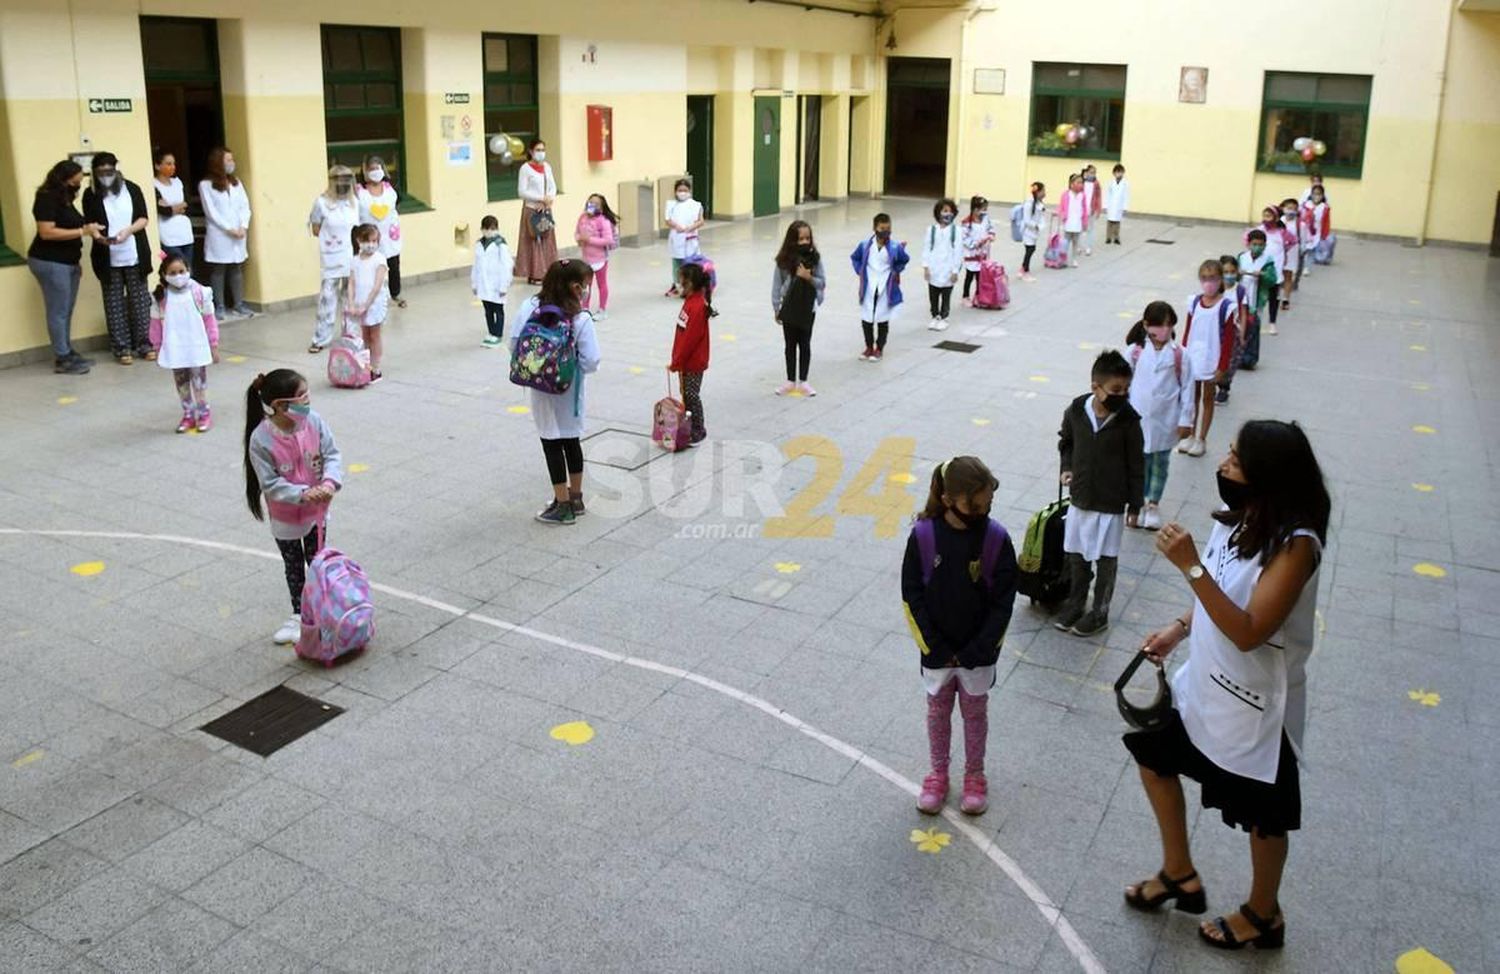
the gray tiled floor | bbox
[2,197,1497,972]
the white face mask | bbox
[366,167,385,182]
[676,191,690,201]
[482,230,499,239]
[96,173,117,188]
[165,272,190,289]
[532,150,546,162]
[224,161,236,175]
[359,242,379,256]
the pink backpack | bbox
[652,375,692,452]
[972,261,1009,309]
[327,315,372,389]
[1043,233,1067,269]
[296,529,374,666]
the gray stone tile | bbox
[22,869,169,948]
[0,810,47,865]
[200,777,326,843]
[85,897,239,973]
[143,752,265,815]
[186,930,315,974]
[0,838,111,922]
[0,921,104,974]
[118,821,249,893]
[183,847,316,926]
[61,795,189,864]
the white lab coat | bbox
[308,195,358,280]
[1103,178,1130,222]
[922,222,963,287]
[1022,199,1047,247]
[199,179,251,265]
[1127,341,1194,453]
[471,237,515,304]
[960,215,995,272]
[664,198,704,260]
[1182,293,1227,382]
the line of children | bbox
[771,220,825,396]
[922,198,963,330]
[849,213,910,362]
[575,193,619,319]
[669,262,712,447]
[472,215,515,347]
[149,253,219,433]
[959,195,995,306]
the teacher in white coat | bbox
[1121,420,1329,953]
[199,146,254,320]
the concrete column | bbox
[820,93,851,201]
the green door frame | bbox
[753,95,781,218]
[686,95,715,219]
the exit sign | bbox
[87,98,133,114]
[443,92,470,105]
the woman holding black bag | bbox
[1120,420,1329,952]
[770,220,825,398]
[81,151,154,364]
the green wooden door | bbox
[753,96,781,218]
[685,96,714,218]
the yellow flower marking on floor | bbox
[70,561,105,577]
[1407,689,1442,707]
[506,405,531,415]
[1396,947,1453,974]
[57,396,78,405]
[1115,312,1134,319]
[11,749,45,769]
[225,355,247,364]
[1408,344,1427,352]
[1410,382,1430,391]
[1411,483,1435,493]
[971,418,991,426]
[470,299,483,307]
[549,721,595,746]
[1411,425,1436,435]
[1408,299,1421,306]
[1412,562,1447,579]
[774,562,802,574]
[910,827,952,854]
[348,463,370,474]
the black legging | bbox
[387,254,402,299]
[1021,244,1036,273]
[861,320,890,351]
[783,321,812,381]
[928,285,953,319]
[1267,282,1280,324]
[962,269,978,298]
[540,437,583,486]
[276,526,320,613]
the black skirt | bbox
[1123,709,1301,838]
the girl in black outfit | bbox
[81,152,155,364]
[770,220,826,397]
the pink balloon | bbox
[1300,147,1317,162]
[1065,128,1080,145]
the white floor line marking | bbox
[2,527,1106,974]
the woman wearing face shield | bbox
[81,151,154,364]
[307,165,360,353]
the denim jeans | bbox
[1144,450,1172,504]
[28,258,82,357]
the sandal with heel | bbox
[1199,902,1285,951]
[1123,870,1207,914]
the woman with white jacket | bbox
[514,138,558,284]
[199,146,253,320]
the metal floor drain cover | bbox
[581,428,664,471]
[933,340,980,353]
[1145,238,1177,245]
[201,685,344,756]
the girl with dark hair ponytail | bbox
[242,369,343,644]
[1125,300,1191,530]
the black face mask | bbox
[1102,392,1129,413]
[954,506,990,528]
[1217,472,1253,510]
[798,244,814,257]
[875,230,890,242]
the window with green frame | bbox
[483,33,540,202]
[321,25,427,211]
[1028,62,1126,160]
[1258,72,1371,178]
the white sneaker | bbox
[1070,260,1079,268]
[1085,247,1093,257]
[775,381,795,396]
[934,319,949,331]
[1141,506,1162,531]
[1176,437,1193,454]
[798,381,817,397]
[273,615,301,645]
[927,318,940,330]
[1187,438,1207,457]
[594,309,609,320]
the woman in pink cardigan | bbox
[575,193,620,320]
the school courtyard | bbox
[0,198,1496,972]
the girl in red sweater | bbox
[669,262,712,446]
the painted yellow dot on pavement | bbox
[470,299,483,307]
[1407,689,1442,708]
[70,561,105,577]
[1411,483,1435,493]
[971,418,991,426]
[506,405,531,415]
[1412,425,1436,435]
[910,827,951,854]
[1077,342,1097,350]
[1029,375,1050,383]
[225,354,247,364]
[628,366,645,375]
[348,463,370,474]
[11,749,45,769]
[1410,382,1431,391]
[1166,273,1183,281]
[1408,344,1427,352]
[1115,312,1134,319]
[785,390,804,397]
[57,396,78,405]
[719,333,738,342]
[774,562,802,574]
[549,721,595,746]
[1396,947,1454,974]
[1408,299,1422,306]
[889,472,917,484]
[1412,562,1448,579]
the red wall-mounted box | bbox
[586,105,613,162]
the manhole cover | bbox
[933,340,980,353]
[201,686,344,756]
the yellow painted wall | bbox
[1427,9,1500,244]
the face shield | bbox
[328,165,355,199]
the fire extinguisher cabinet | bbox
[587,105,613,162]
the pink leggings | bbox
[926,680,988,775]
[587,263,609,312]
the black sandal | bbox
[1124,870,1206,914]
[1199,902,1285,951]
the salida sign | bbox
[87,98,133,114]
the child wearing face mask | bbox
[1301,186,1333,270]
[1214,255,1249,405]
[243,368,343,645]
[902,455,1017,817]
[771,220,825,396]
[850,212,911,362]
[575,193,619,319]
[664,178,704,297]
[346,224,389,381]
[960,195,995,305]
[669,262,713,446]
[1237,229,1279,364]
[1103,164,1129,245]
[1177,260,1233,457]
[1082,165,1103,256]
[1279,198,1303,309]
[1245,207,1292,335]
[472,215,515,348]
[150,253,220,434]
[1019,182,1047,281]
[357,156,403,307]
[923,197,963,330]
[1056,350,1144,636]
[1058,174,1090,268]
[1125,303,1192,531]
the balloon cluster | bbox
[1292,136,1327,162]
[1053,122,1092,146]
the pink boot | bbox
[919,682,957,814]
[917,772,949,814]
[960,772,988,815]
[958,688,990,814]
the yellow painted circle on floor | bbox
[785,390,804,397]
[1028,375,1049,383]
[1411,425,1436,435]
[1396,947,1454,973]
[1115,312,1134,319]
[1412,562,1448,579]
[348,463,370,474]
[57,396,78,405]
[971,418,991,426]
[1166,273,1182,281]
[1410,382,1431,391]
[889,472,917,484]
[1408,344,1427,352]
[628,366,645,375]
[225,355,247,364]
[774,561,802,574]
[549,721,595,746]
[719,333,738,342]
[1411,483,1435,493]
[70,561,105,577]
[1077,342,1096,350]
[1408,299,1421,306]
[506,405,531,415]
[1406,689,1442,708]
[470,300,483,307]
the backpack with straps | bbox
[1181,295,1232,349]
[913,517,1008,590]
[1129,343,1183,384]
[509,303,579,396]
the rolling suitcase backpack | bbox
[971,261,1010,310]
[326,316,372,389]
[652,373,692,452]
[1016,488,1070,605]
[1043,233,1067,270]
[295,524,375,666]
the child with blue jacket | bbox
[849,212,911,362]
[902,455,1018,817]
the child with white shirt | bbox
[1125,302,1192,530]
[1057,174,1090,268]
[1177,260,1234,457]
[1103,164,1130,245]
[959,195,995,305]
[849,212,911,362]
[149,254,220,434]
[472,215,514,347]
[923,197,963,330]
[663,178,704,296]
[1236,230,1279,370]
[346,224,389,381]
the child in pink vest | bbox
[243,369,343,644]
[574,193,619,319]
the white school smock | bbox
[357,182,403,258]
[156,286,215,369]
[1022,199,1046,247]
[1103,178,1130,222]
[154,177,193,247]
[1237,251,1279,311]
[102,191,138,267]
[921,664,997,697]
[349,252,389,325]
[1172,521,1322,783]
[1128,341,1194,454]
[513,296,602,440]
[471,237,514,304]
[1063,404,1125,561]
[922,222,963,287]
[1061,190,1087,233]
[308,196,358,280]
[960,215,994,271]
[858,237,897,322]
[664,198,704,259]
[200,180,251,264]
[1182,293,1226,381]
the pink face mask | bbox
[1147,327,1171,345]
[1200,279,1220,297]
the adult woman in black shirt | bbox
[27,160,103,374]
[81,151,155,364]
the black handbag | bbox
[1115,651,1174,732]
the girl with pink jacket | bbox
[574,193,620,320]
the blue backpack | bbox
[1009,203,1026,243]
[913,517,1009,590]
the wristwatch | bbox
[1185,564,1205,582]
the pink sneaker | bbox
[798,381,817,397]
[775,381,796,396]
[195,405,212,433]
[175,409,195,434]
[960,772,988,815]
[916,771,948,814]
